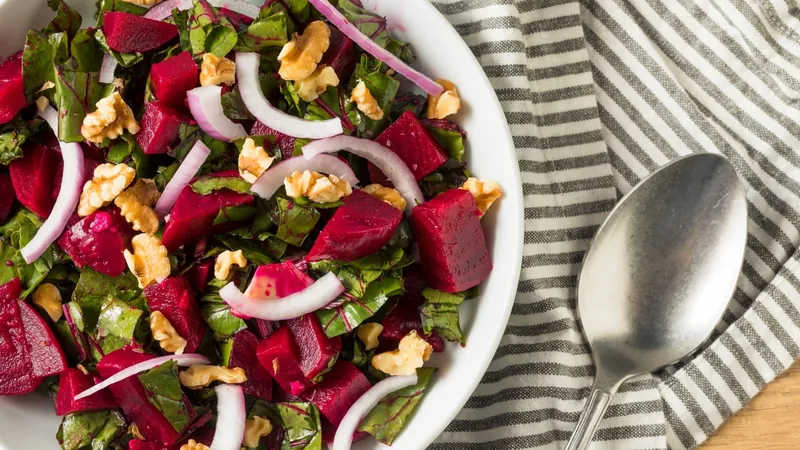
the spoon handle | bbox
[564,386,615,450]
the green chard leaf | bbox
[191,176,253,195]
[0,209,58,296]
[425,121,467,162]
[57,410,125,450]
[420,288,469,345]
[70,29,103,73]
[0,117,43,165]
[221,89,255,121]
[215,235,284,265]
[419,161,469,200]
[351,55,400,138]
[201,276,248,337]
[22,30,68,102]
[259,0,310,28]
[268,197,320,247]
[138,360,192,432]
[358,368,436,445]
[213,205,259,227]
[277,402,323,450]
[337,0,389,47]
[94,29,143,68]
[54,67,104,142]
[304,85,358,133]
[235,12,289,52]
[189,0,239,56]
[72,268,141,303]
[96,297,146,353]
[389,93,426,120]
[46,0,82,40]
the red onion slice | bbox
[332,373,420,450]
[99,54,118,84]
[210,384,246,450]
[187,86,248,142]
[220,272,344,320]
[21,106,85,264]
[309,0,443,96]
[155,141,212,218]
[303,136,424,214]
[74,353,210,400]
[235,52,344,139]
[250,154,358,199]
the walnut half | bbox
[200,53,236,87]
[179,365,247,389]
[351,81,384,120]
[284,170,352,203]
[243,416,273,448]
[79,163,136,217]
[460,177,503,215]
[278,21,331,81]
[81,92,140,144]
[179,440,210,450]
[362,184,406,211]
[372,330,432,376]
[214,250,248,281]
[124,233,171,289]
[149,311,187,355]
[238,138,275,183]
[115,179,161,234]
[294,65,339,102]
[32,283,63,322]
[427,79,462,120]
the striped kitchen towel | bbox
[427,0,800,449]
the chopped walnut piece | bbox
[214,250,248,281]
[115,179,161,234]
[150,311,187,354]
[200,53,236,87]
[427,79,462,120]
[460,177,503,215]
[357,323,383,351]
[180,440,210,450]
[78,163,136,217]
[243,416,273,448]
[124,233,171,289]
[35,96,49,112]
[278,21,331,81]
[350,81,384,120]
[179,365,247,389]
[362,184,406,211]
[284,170,352,203]
[81,92,140,143]
[372,330,432,376]
[128,423,145,441]
[123,0,162,5]
[32,283,63,322]
[238,138,275,183]
[294,65,339,102]
[37,81,55,93]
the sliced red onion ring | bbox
[155,141,212,218]
[99,54,118,84]
[210,384,246,450]
[303,136,423,214]
[21,107,85,264]
[220,272,344,320]
[187,86,248,142]
[309,0,443,96]
[250,154,358,199]
[74,353,210,400]
[332,373,419,450]
[235,52,344,139]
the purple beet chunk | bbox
[369,110,449,184]
[136,102,191,155]
[57,207,134,277]
[306,190,402,262]
[19,300,67,378]
[300,361,371,427]
[411,189,492,292]
[257,326,312,396]
[286,314,342,382]
[187,259,214,293]
[0,172,15,223]
[320,27,356,81]
[0,278,42,395]
[0,52,28,125]
[151,51,198,107]
[103,12,179,53]
[144,276,207,354]
[10,143,58,218]
[251,121,295,160]
[161,174,255,251]
[227,330,273,401]
[245,261,314,299]
[97,347,195,444]
[55,368,117,415]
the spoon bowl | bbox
[566,153,747,450]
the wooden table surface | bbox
[700,361,800,449]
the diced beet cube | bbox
[320,27,356,81]
[257,326,312,396]
[300,361,371,427]
[245,261,314,299]
[0,278,42,395]
[9,144,58,218]
[226,330,273,401]
[103,12,179,53]
[150,52,199,107]
[129,441,176,450]
[136,102,191,154]
[370,111,449,182]
[144,276,207,354]
[55,368,117,415]
[98,348,195,444]
[52,157,100,201]
[287,314,342,382]
[411,189,492,292]
[0,172,15,223]
[251,121,295,160]
[187,259,214,293]
[306,190,402,262]
[161,174,255,251]
[57,207,134,277]
[18,300,67,378]
[0,52,28,125]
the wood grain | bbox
[700,362,800,449]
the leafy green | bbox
[337,0,389,47]
[96,297,145,353]
[215,235,284,265]
[22,30,68,102]
[350,247,412,271]
[358,368,436,444]
[45,0,82,40]
[420,288,469,345]
[201,277,247,337]
[221,89,255,121]
[0,117,43,165]
[138,360,192,432]
[0,209,58,297]
[66,295,105,333]
[213,205,258,227]
[277,402,322,450]
[268,197,320,247]
[192,177,253,195]
[235,12,289,52]
[351,55,400,138]
[304,86,358,133]
[427,125,465,162]
[54,67,104,142]
[385,37,415,64]
[94,29,143,68]
[259,0,310,29]
[189,0,239,57]
[56,410,125,450]
[419,161,469,199]
[70,29,103,73]
[389,94,426,120]
[95,0,147,27]
[72,268,141,304]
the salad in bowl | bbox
[0,0,504,449]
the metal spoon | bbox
[564,153,748,450]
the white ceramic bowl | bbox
[0,0,523,448]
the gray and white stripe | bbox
[430,0,800,448]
